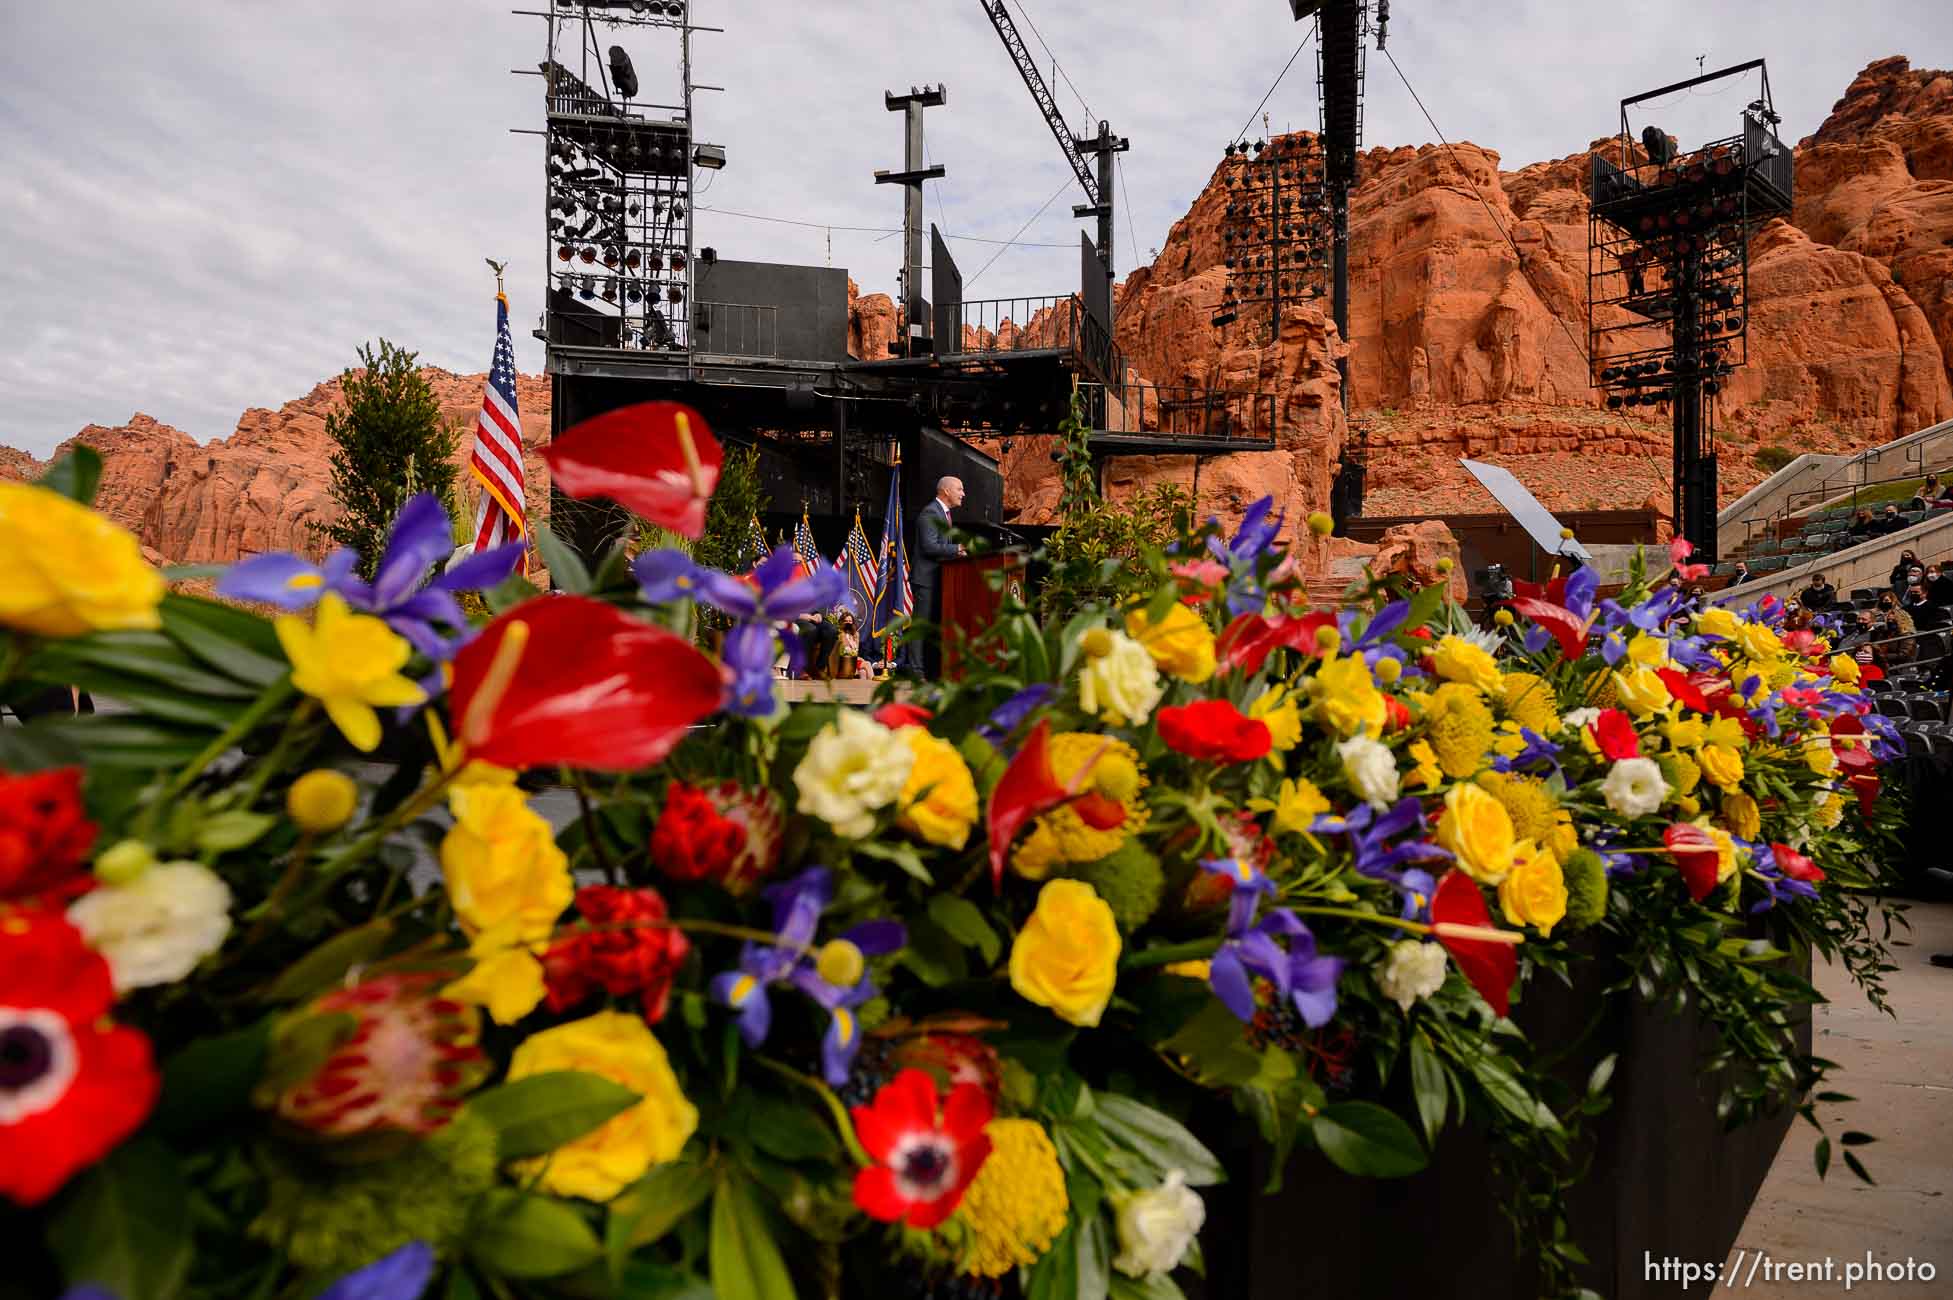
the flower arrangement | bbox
[0,413,1905,1300]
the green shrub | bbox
[1754,444,1799,473]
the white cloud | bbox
[3,0,1946,454]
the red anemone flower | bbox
[1588,708,1641,761]
[1382,694,1412,734]
[1430,870,1518,1018]
[0,912,158,1206]
[1772,843,1825,885]
[0,768,97,904]
[1656,669,1712,716]
[1663,823,1723,902]
[448,595,722,772]
[543,401,724,538]
[850,1068,993,1228]
[1157,700,1273,764]
[873,702,935,730]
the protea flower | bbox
[269,974,488,1140]
[703,780,783,896]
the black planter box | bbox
[1191,943,1809,1299]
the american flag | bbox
[843,509,880,623]
[869,455,913,662]
[469,293,528,552]
[792,514,824,582]
[744,513,769,572]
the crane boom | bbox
[979,0,1098,205]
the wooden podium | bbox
[939,551,1028,679]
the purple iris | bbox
[708,867,904,1084]
[1521,624,1555,656]
[1492,727,1563,777]
[218,494,523,660]
[1562,567,1599,621]
[636,545,848,717]
[1198,857,1344,1029]
[1204,496,1284,616]
[977,683,1057,750]
[1309,798,1453,921]
[318,1242,435,1300]
[1748,843,1819,912]
[1342,597,1410,652]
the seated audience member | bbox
[1799,571,1837,611]
[836,613,873,680]
[1730,559,1752,585]
[1903,580,1942,628]
[1849,509,1878,538]
[1782,600,1812,632]
[1877,503,1906,535]
[1890,550,1923,593]
[794,612,840,680]
[1930,564,1953,611]
[1910,474,1945,511]
[1875,592,1916,661]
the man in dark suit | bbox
[911,475,966,677]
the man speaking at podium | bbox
[911,475,966,678]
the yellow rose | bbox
[1696,606,1740,641]
[1721,790,1761,841]
[1125,603,1216,683]
[1248,685,1304,752]
[1434,782,1517,884]
[506,1012,698,1202]
[897,728,979,849]
[1611,666,1672,718]
[1497,840,1567,936]
[1733,621,1786,663]
[1625,634,1669,669]
[1432,635,1502,693]
[0,482,165,637]
[442,785,572,942]
[1828,654,1861,686]
[1314,653,1387,738]
[1009,879,1121,1026]
[1697,744,1745,790]
[1077,629,1164,726]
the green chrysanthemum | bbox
[1066,839,1166,931]
[1560,848,1609,931]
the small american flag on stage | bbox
[745,513,769,572]
[843,509,880,622]
[792,514,824,581]
[469,293,528,553]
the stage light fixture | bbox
[556,245,574,263]
[667,286,685,304]
[578,275,595,301]
[671,252,687,270]
[693,143,727,170]
[578,246,597,264]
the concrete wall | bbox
[1720,417,1953,545]
[1724,513,1953,606]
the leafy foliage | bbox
[323,339,458,577]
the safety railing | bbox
[1076,382,1279,444]
[937,295,1124,388]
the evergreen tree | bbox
[324,340,459,576]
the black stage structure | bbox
[525,0,1284,564]
[1588,60,1793,565]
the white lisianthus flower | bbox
[1600,756,1669,818]
[1561,707,1602,735]
[1112,1169,1206,1278]
[1376,938,1449,1012]
[1337,735,1400,809]
[67,861,233,992]
[1078,630,1164,726]
[792,709,916,838]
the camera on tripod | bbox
[1474,564,1515,604]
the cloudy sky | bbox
[3,0,1946,455]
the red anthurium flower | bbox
[1668,537,1711,582]
[1157,700,1273,764]
[1070,791,1128,831]
[1656,669,1711,715]
[0,768,98,904]
[1772,844,1825,885]
[0,912,158,1206]
[1510,575,1569,605]
[873,702,935,730]
[1430,870,1518,1018]
[1218,610,1338,673]
[1508,596,1588,660]
[543,401,724,538]
[449,595,722,772]
[851,1068,993,1228]
[542,885,690,1023]
[1588,708,1641,761]
[1663,823,1722,902]
[987,720,1070,888]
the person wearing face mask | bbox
[1903,577,1941,628]
[1890,550,1923,593]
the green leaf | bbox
[255,1011,357,1098]
[1311,1101,1429,1179]
[37,445,103,504]
[1409,1033,1448,1146]
[1813,1135,1832,1180]
[467,1070,643,1160]
[1158,998,1261,1088]
[1109,1274,1185,1300]
[28,713,212,768]
[195,810,278,853]
[857,838,934,885]
[606,1158,713,1279]
[928,893,1001,965]
[261,920,396,1003]
[1586,1052,1618,1098]
[709,1172,796,1300]
[1026,1223,1080,1300]
[470,1188,604,1279]
[1842,1150,1875,1185]
[160,596,288,685]
[47,1137,192,1300]
[1092,1094,1226,1187]
[156,1018,270,1139]
[0,723,83,771]
[35,631,259,699]
[1076,1211,1112,1300]
[1838,1131,1876,1146]
[485,571,543,614]
[743,1092,841,1163]
[896,915,968,987]
[534,522,593,595]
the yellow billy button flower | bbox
[1009,879,1121,1027]
[1080,627,1115,659]
[287,769,359,833]
[1375,655,1403,685]
[94,839,157,887]
[0,482,165,636]
[1124,603,1216,683]
[816,938,865,988]
[1493,608,1515,628]
[274,594,427,752]
[1307,510,1335,537]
